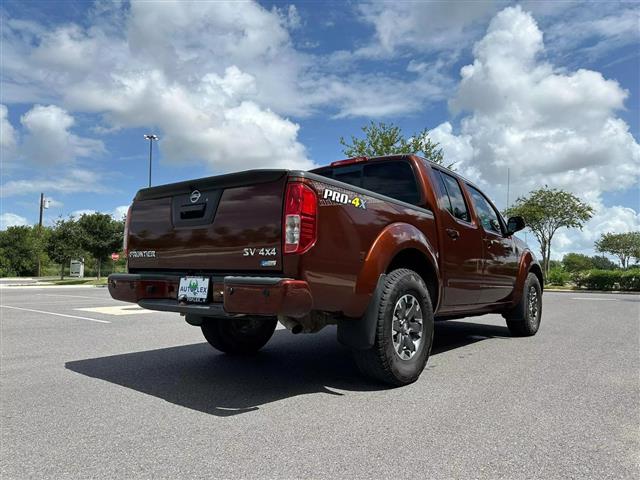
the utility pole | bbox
[144,134,159,187]
[38,193,44,230]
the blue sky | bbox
[1,0,639,258]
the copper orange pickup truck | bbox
[108,154,543,385]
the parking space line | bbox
[0,305,111,324]
[76,305,153,316]
[38,293,102,300]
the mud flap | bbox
[185,314,204,326]
[337,274,386,350]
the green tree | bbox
[0,226,41,277]
[561,253,594,272]
[590,255,617,270]
[595,231,640,268]
[505,188,594,276]
[548,259,562,270]
[339,121,453,168]
[46,218,83,279]
[76,213,124,279]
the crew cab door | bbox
[431,169,484,307]
[465,184,519,303]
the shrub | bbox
[619,269,640,291]
[547,267,570,286]
[573,270,620,290]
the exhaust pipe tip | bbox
[291,324,303,334]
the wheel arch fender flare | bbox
[512,250,544,305]
[339,223,439,350]
[354,222,440,296]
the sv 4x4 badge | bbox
[243,247,277,257]
[322,188,367,209]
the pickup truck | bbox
[108,154,543,386]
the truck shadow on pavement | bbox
[65,320,509,417]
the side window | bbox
[467,185,502,234]
[362,162,420,205]
[438,171,471,222]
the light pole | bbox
[37,193,50,277]
[144,134,159,187]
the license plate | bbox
[177,277,210,303]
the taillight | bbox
[283,182,317,254]
[123,204,132,256]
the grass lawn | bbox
[49,278,108,286]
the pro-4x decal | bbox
[322,188,367,209]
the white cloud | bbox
[31,25,100,73]
[1,0,638,194]
[0,212,29,230]
[321,71,448,119]
[280,5,302,30]
[2,105,106,199]
[542,7,640,64]
[431,6,640,209]
[0,0,457,161]
[70,205,130,221]
[429,6,640,259]
[1,169,106,197]
[70,209,96,218]
[2,1,314,172]
[549,204,640,260]
[112,205,129,220]
[0,105,18,164]
[356,0,495,57]
[20,105,104,165]
[45,198,64,208]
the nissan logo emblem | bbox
[190,190,201,203]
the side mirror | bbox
[506,216,526,235]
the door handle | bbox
[446,228,460,239]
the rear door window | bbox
[362,162,420,205]
[432,170,453,213]
[436,170,471,222]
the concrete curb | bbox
[545,289,639,295]
[0,284,107,290]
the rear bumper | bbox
[107,273,312,318]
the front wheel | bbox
[504,273,542,337]
[201,316,277,354]
[353,268,435,386]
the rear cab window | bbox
[313,160,421,206]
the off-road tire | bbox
[353,269,435,386]
[201,316,278,354]
[504,273,542,337]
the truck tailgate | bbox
[127,170,287,272]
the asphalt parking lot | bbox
[1,286,638,479]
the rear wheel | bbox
[504,273,542,337]
[201,316,277,354]
[353,268,434,386]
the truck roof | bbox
[311,153,462,182]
